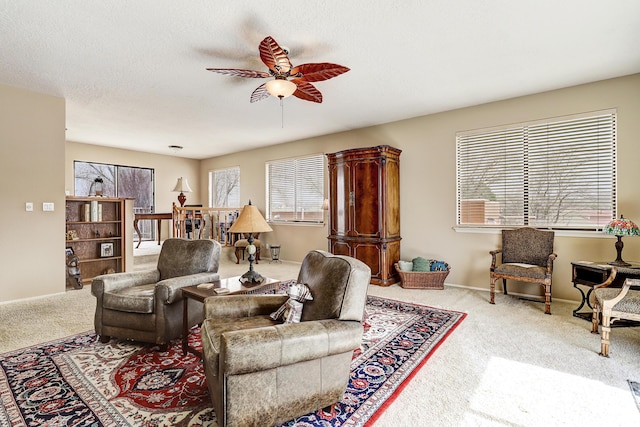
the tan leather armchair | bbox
[490,227,557,314]
[201,250,371,427]
[92,238,221,350]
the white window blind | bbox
[266,154,325,223]
[456,110,616,230]
[210,166,240,207]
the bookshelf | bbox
[65,197,127,285]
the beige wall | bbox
[2,74,638,304]
[0,84,66,302]
[202,74,640,302]
[65,142,200,241]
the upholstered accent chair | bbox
[91,238,221,350]
[233,233,261,264]
[490,227,557,314]
[591,272,640,357]
[201,250,371,427]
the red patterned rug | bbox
[0,295,465,426]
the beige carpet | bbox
[1,243,639,426]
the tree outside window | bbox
[456,110,616,230]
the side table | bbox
[571,260,640,320]
[181,276,281,356]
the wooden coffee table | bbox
[181,276,281,356]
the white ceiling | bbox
[1,1,639,159]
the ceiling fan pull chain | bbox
[280,97,285,128]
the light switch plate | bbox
[43,202,55,211]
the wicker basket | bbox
[395,263,450,290]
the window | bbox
[74,161,155,236]
[266,154,325,223]
[210,166,240,207]
[456,110,616,230]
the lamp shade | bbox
[603,215,640,236]
[265,78,297,99]
[172,177,192,193]
[228,202,273,234]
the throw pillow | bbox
[430,260,449,271]
[412,257,431,272]
[398,260,413,271]
[270,283,314,323]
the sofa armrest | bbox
[221,319,364,375]
[204,294,289,319]
[91,270,160,296]
[157,272,221,304]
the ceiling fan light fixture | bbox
[265,78,297,99]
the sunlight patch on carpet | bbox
[467,357,640,425]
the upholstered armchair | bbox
[490,227,557,314]
[201,250,371,427]
[92,238,221,350]
[591,271,640,357]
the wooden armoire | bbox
[326,145,401,286]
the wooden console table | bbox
[571,260,640,320]
[133,212,173,248]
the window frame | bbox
[265,153,325,225]
[74,160,156,238]
[455,109,617,232]
[209,166,240,208]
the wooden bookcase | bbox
[65,197,127,285]
[327,145,402,286]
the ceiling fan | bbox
[206,36,350,103]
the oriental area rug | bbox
[0,295,465,427]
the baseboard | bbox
[443,282,579,305]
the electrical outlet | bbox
[25,202,33,212]
[43,202,55,212]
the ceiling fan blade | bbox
[206,68,270,78]
[250,83,270,103]
[290,63,350,82]
[259,36,292,76]
[291,81,323,103]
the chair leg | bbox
[489,277,496,305]
[234,247,241,264]
[600,315,611,357]
[543,284,552,315]
[591,302,600,334]
[502,278,508,295]
[99,335,110,343]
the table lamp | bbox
[172,177,192,207]
[603,215,640,267]
[228,200,273,285]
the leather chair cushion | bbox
[157,239,215,280]
[296,251,352,321]
[103,283,156,314]
[494,264,547,280]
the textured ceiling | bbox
[1,1,639,159]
